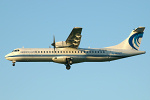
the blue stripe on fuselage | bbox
[7,54,121,58]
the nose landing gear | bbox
[12,61,16,66]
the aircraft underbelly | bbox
[84,57,109,62]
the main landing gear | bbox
[65,58,72,70]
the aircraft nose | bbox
[5,54,9,60]
[5,55,8,59]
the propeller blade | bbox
[51,35,56,52]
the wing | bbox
[66,27,82,48]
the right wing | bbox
[66,27,82,48]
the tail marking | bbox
[129,33,143,50]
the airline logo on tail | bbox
[128,32,144,50]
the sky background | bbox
[0,0,150,100]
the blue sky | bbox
[0,0,150,100]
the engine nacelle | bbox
[55,41,72,48]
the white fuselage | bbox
[5,48,145,64]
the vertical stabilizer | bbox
[106,27,145,50]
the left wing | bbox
[66,27,82,48]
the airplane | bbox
[5,27,146,70]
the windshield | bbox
[12,49,20,52]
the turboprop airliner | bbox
[5,27,146,70]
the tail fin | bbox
[106,27,145,50]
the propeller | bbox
[51,35,56,51]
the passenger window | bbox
[78,51,79,53]
[52,51,53,53]
[72,51,74,53]
[58,51,59,53]
[60,51,62,53]
[69,51,71,53]
[41,51,42,53]
[49,51,51,53]
[99,50,102,53]
[35,51,37,53]
[66,51,68,53]
[75,51,76,53]
[63,51,65,53]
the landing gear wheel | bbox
[12,63,15,66]
[66,65,71,70]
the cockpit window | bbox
[12,49,20,52]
